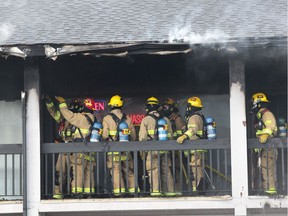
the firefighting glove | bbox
[44,95,52,104]
[177,134,189,144]
[254,148,260,153]
[259,134,269,144]
[55,96,65,103]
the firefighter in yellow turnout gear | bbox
[251,93,278,195]
[161,98,186,194]
[177,97,206,192]
[102,95,138,196]
[55,96,96,196]
[139,97,175,196]
[45,95,75,199]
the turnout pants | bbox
[190,151,204,190]
[107,153,136,194]
[146,151,174,193]
[54,153,68,195]
[70,153,95,193]
[261,148,278,190]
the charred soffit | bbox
[0,36,287,58]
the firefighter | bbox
[45,95,76,199]
[251,93,278,195]
[176,96,206,192]
[161,98,185,139]
[139,97,175,196]
[160,98,186,194]
[55,96,96,196]
[102,95,138,196]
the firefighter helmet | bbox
[108,95,123,107]
[83,98,95,110]
[187,97,203,108]
[145,97,160,113]
[147,97,159,105]
[164,98,176,106]
[252,93,269,104]
[69,99,83,113]
[161,98,179,115]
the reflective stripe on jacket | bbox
[256,108,277,137]
[139,111,173,141]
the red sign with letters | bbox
[128,114,145,126]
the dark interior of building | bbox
[0,44,286,138]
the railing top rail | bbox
[0,144,23,154]
[40,138,287,154]
[247,137,287,149]
[0,138,286,154]
[41,138,231,153]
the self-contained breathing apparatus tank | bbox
[118,121,130,142]
[157,118,168,141]
[206,116,216,140]
[278,117,287,137]
[90,122,103,142]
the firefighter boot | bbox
[53,172,63,199]
[265,188,277,195]
[53,185,63,199]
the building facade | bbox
[0,0,287,215]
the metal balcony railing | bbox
[247,138,287,196]
[40,137,287,199]
[0,144,23,200]
[41,138,232,199]
[0,138,286,200]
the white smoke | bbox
[2,0,27,8]
[168,26,230,44]
[0,23,15,43]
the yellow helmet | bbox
[147,97,159,105]
[187,96,203,108]
[108,95,123,107]
[252,93,269,104]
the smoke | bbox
[0,23,15,44]
[0,0,27,44]
[168,26,230,45]
[2,0,27,7]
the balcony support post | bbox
[229,55,248,215]
[24,58,41,216]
